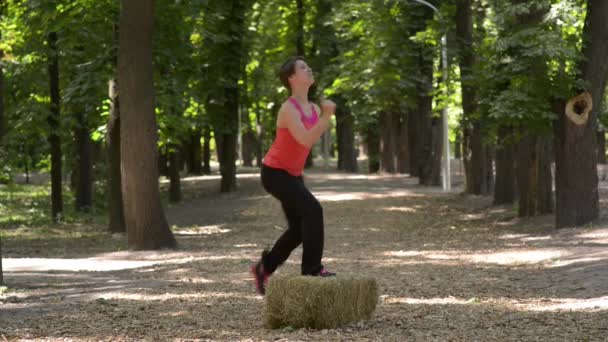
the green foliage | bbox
[476,0,584,135]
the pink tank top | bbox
[263,97,319,176]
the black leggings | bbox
[261,165,324,275]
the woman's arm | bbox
[279,100,334,148]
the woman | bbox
[251,56,336,295]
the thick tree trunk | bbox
[414,7,440,185]
[380,112,397,173]
[0,47,4,142]
[597,130,606,164]
[408,107,420,177]
[185,128,202,174]
[419,116,442,186]
[494,126,516,204]
[366,126,380,173]
[454,131,462,160]
[75,111,93,211]
[157,149,168,177]
[397,112,409,174]
[457,0,489,195]
[554,0,608,228]
[242,130,257,167]
[335,97,358,173]
[168,146,181,203]
[469,122,492,194]
[203,123,211,174]
[118,0,176,250]
[107,78,126,233]
[47,31,63,222]
[516,133,553,217]
[208,1,249,192]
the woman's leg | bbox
[262,202,302,274]
[260,166,324,275]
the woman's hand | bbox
[320,98,336,116]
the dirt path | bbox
[1,170,607,341]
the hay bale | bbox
[265,275,378,330]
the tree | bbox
[118,0,176,249]
[205,0,252,192]
[554,0,608,228]
[47,31,63,222]
[456,0,492,195]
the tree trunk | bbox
[457,0,489,195]
[211,1,249,192]
[118,0,176,249]
[158,149,169,177]
[47,31,63,222]
[469,122,492,194]
[242,130,257,167]
[75,111,93,212]
[107,78,126,233]
[380,112,397,173]
[0,231,3,285]
[516,133,553,217]
[185,128,202,174]
[494,126,516,204]
[203,123,211,174]
[554,0,608,228]
[397,112,409,174]
[597,130,606,164]
[0,1,5,143]
[366,126,380,173]
[454,131,462,160]
[0,45,4,142]
[408,107,420,177]
[168,146,181,203]
[335,96,358,172]
[416,59,441,185]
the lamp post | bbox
[409,0,451,190]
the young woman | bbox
[251,56,336,295]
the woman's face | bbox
[289,60,314,88]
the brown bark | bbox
[516,134,553,217]
[47,31,63,222]
[494,126,516,205]
[457,0,490,194]
[118,0,176,249]
[380,112,397,173]
[203,123,211,174]
[168,146,181,203]
[366,126,380,174]
[554,0,608,228]
[107,78,126,233]
[187,128,203,174]
[75,110,93,212]
[397,112,410,174]
[597,130,606,164]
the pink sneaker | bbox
[317,267,336,277]
[250,261,269,295]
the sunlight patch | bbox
[381,206,417,213]
[382,295,470,305]
[173,225,231,235]
[95,291,258,301]
[467,250,565,265]
[522,296,608,312]
[315,190,418,202]
[383,249,565,265]
[4,258,156,272]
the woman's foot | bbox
[316,267,336,277]
[250,261,269,295]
